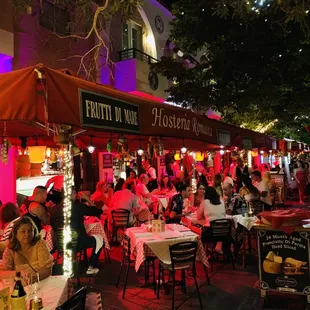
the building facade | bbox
[0,0,176,102]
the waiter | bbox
[142,159,158,191]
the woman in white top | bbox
[196,186,226,226]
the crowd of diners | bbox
[0,156,308,278]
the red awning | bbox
[0,65,272,150]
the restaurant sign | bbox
[79,89,140,133]
[258,229,310,294]
[150,108,213,138]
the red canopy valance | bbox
[0,65,272,150]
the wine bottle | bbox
[11,271,26,298]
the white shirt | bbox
[147,166,157,179]
[110,189,140,225]
[253,180,272,206]
[136,183,153,206]
[196,199,226,226]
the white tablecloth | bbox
[39,276,69,309]
[184,214,258,231]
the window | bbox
[39,0,70,35]
[122,21,142,51]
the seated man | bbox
[20,186,50,232]
[109,182,140,227]
[70,188,103,275]
[167,184,192,224]
[222,182,242,215]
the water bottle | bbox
[241,201,247,217]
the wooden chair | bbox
[111,209,130,243]
[116,234,156,299]
[56,286,87,310]
[157,241,203,310]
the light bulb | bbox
[88,145,95,154]
[181,146,187,154]
[137,148,144,156]
[220,150,225,155]
[260,150,264,154]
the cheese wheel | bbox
[263,260,281,274]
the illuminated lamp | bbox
[137,139,144,156]
[88,136,95,154]
[28,146,46,163]
[219,150,225,155]
[46,148,51,157]
[174,151,181,161]
[181,146,187,154]
[195,152,204,161]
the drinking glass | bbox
[30,273,41,298]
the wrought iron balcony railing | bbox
[118,48,158,64]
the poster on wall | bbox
[103,154,113,168]
[258,229,310,294]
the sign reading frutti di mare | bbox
[151,107,213,137]
[79,89,140,133]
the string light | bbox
[63,144,73,276]
[247,151,252,168]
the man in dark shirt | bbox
[70,189,103,275]
[168,183,192,224]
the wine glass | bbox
[30,273,41,298]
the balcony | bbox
[115,48,168,101]
[118,48,158,64]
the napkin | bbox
[92,234,104,254]
[158,231,181,239]
[135,232,153,238]
[167,224,190,232]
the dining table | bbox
[39,276,72,309]
[0,275,72,310]
[126,224,209,272]
[183,212,259,267]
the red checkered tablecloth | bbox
[41,225,54,252]
[126,227,209,272]
[84,219,110,250]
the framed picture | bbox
[103,154,113,168]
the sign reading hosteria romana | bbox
[79,89,140,133]
[151,108,212,137]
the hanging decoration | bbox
[107,139,112,153]
[0,137,10,165]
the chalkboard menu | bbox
[258,229,310,294]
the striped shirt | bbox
[0,217,20,241]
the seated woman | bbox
[1,216,53,280]
[0,202,21,251]
[213,173,223,198]
[196,186,226,226]
[190,183,206,209]
[239,176,260,202]
[91,181,113,213]
[157,174,176,195]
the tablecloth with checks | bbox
[126,227,209,272]
[84,218,110,250]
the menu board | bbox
[258,229,310,294]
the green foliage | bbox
[152,0,310,143]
